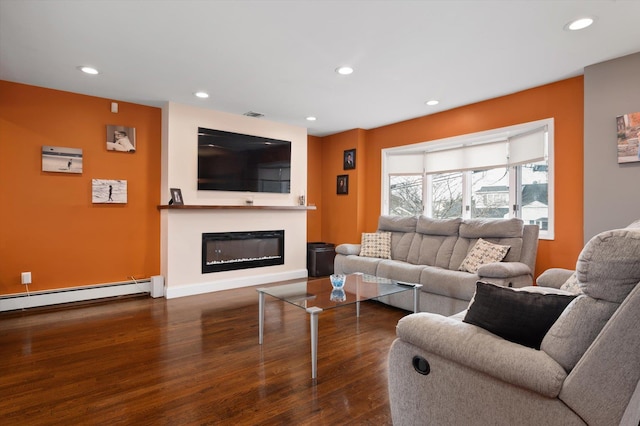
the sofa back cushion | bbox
[450,218,525,270]
[407,217,461,267]
[541,227,640,371]
[378,215,418,262]
[576,228,640,303]
[378,215,418,233]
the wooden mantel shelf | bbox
[157,204,316,211]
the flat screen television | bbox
[197,127,291,193]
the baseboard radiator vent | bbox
[0,276,164,313]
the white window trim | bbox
[382,118,554,240]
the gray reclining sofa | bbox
[387,221,640,425]
[334,215,539,316]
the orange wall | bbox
[0,81,162,295]
[318,129,368,245]
[314,77,585,277]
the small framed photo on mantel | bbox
[169,188,184,205]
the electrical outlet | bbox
[21,272,31,285]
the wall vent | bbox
[243,111,265,118]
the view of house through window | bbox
[383,119,553,239]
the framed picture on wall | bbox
[42,146,83,174]
[337,175,349,195]
[92,179,127,204]
[106,124,136,152]
[616,112,640,163]
[343,149,356,170]
[169,188,184,205]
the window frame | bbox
[381,118,554,240]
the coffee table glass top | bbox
[259,273,417,310]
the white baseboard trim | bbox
[165,269,308,299]
[0,280,152,312]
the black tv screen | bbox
[197,127,291,193]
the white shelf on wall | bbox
[157,205,316,211]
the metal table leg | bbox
[413,284,423,313]
[257,289,265,344]
[306,306,323,379]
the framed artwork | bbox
[106,124,136,152]
[92,179,127,204]
[169,188,184,205]
[343,149,356,170]
[616,112,640,163]
[42,146,83,174]
[337,175,349,195]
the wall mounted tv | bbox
[197,127,291,193]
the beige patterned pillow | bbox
[560,272,582,294]
[459,238,510,273]
[359,232,391,259]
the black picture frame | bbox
[169,188,184,205]
[337,175,349,195]
[343,149,356,170]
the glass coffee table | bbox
[257,273,422,380]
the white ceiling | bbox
[2,0,640,137]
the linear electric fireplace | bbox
[202,230,285,274]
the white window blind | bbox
[423,140,508,174]
[508,126,547,165]
[386,152,425,174]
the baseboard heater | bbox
[0,276,164,313]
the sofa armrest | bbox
[476,261,531,278]
[396,313,567,397]
[335,243,361,256]
[536,268,574,289]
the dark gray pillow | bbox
[463,282,576,349]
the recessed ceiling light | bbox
[78,66,99,75]
[306,116,317,121]
[335,66,354,75]
[425,100,439,106]
[194,91,209,99]
[565,17,595,31]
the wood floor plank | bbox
[0,281,409,425]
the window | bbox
[430,172,463,219]
[389,175,423,216]
[382,119,554,239]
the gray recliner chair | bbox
[387,223,640,425]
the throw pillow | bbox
[359,232,391,259]
[458,238,510,273]
[463,282,577,349]
[559,272,582,294]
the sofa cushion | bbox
[378,215,418,233]
[541,295,619,371]
[419,267,480,300]
[463,282,577,349]
[458,238,510,273]
[459,218,524,239]
[334,254,381,276]
[360,232,391,259]
[408,234,458,268]
[416,216,461,236]
[576,228,640,303]
[559,272,582,294]
[390,232,416,262]
[376,259,425,284]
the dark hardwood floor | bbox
[0,279,409,425]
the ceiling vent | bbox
[243,111,264,118]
